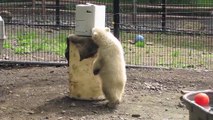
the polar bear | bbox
[91,27,127,108]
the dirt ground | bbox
[0,66,213,120]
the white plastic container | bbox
[0,16,6,54]
[75,4,106,36]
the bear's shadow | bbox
[34,96,114,117]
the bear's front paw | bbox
[93,69,100,75]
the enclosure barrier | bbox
[0,0,212,70]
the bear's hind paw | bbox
[106,101,120,109]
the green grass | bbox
[171,50,180,57]
[196,0,213,7]
[121,31,211,51]
[14,32,37,54]
[3,31,68,57]
[3,41,12,49]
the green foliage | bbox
[195,0,213,6]
[3,41,12,49]
[15,32,37,54]
[171,50,180,57]
[52,33,67,56]
[10,32,67,56]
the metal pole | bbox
[32,0,35,8]
[42,0,46,20]
[32,0,35,16]
[162,0,166,32]
[113,0,120,39]
[56,0,60,26]
[132,0,137,25]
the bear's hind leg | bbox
[102,86,121,108]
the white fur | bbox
[92,27,127,108]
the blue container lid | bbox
[135,35,144,42]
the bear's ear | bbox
[105,27,110,32]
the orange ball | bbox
[194,93,210,106]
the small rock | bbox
[177,102,185,108]
[45,29,54,33]
[92,110,98,114]
[44,116,49,119]
[4,56,9,60]
[58,117,63,120]
[0,99,5,103]
[70,103,76,107]
[146,42,154,45]
[125,113,130,115]
[131,114,141,118]
[22,75,29,77]
[118,116,124,120]
[110,115,116,118]
[0,107,7,110]
[61,110,66,114]
[180,90,190,94]
[166,98,170,100]
[80,116,86,120]
[27,110,35,114]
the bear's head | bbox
[92,27,113,47]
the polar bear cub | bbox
[91,27,127,108]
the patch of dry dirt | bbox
[0,66,213,120]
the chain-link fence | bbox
[0,0,212,69]
[119,0,213,69]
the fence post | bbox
[161,0,166,32]
[113,0,120,39]
[56,0,60,26]
[42,0,46,20]
[32,0,35,15]
[132,0,137,25]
